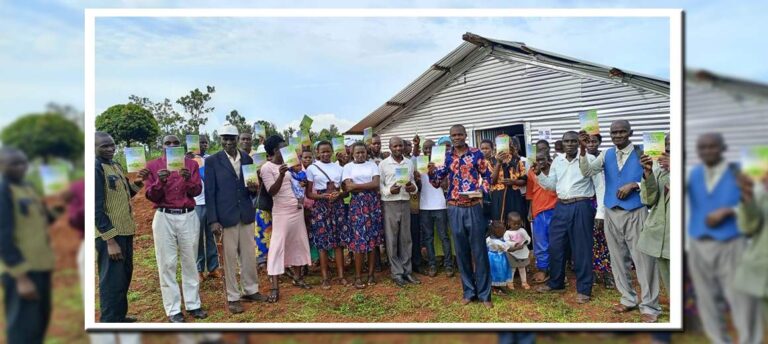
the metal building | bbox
[685,69,768,169]
[347,32,670,155]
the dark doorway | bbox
[475,124,526,158]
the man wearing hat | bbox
[205,123,266,314]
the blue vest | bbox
[603,147,644,211]
[687,164,741,241]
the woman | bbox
[490,135,528,226]
[306,141,350,289]
[261,135,313,302]
[342,142,384,289]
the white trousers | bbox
[152,210,202,316]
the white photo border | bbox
[84,7,684,331]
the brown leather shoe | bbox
[641,313,659,323]
[482,301,493,309]
[613,304,638,313]
[208,269,223,279]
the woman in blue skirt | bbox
[306,141,350,289]
[342,142,384,289]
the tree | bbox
[282,126,297,141]
[129,95,184,136]
[177,85,215,133]
[96,104,160,146]
[0,113,84,162]
[45,102,83,129]
[226,110,251,135]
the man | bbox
[535,139,551,159]
[93,132,147,325]
[578,120,660,321]
[535,131,603,305]
[553,140,564,158]
[239,132,253,155]
[687,133,763,343]
[418,139,453,277]
[205,123,266,314]
[369,133,389,164]
[379,137,420,287]
[0,147,56,343]
[146,135,207,323]
[638,134,671,301]
[429,125,493,308]
[585,133,613,289]
[526,151,558,284]
[193,135,221,281]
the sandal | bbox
[292,278,312,290]
[522,282,530,290]
[321,279,331,290]
[339,277,349,286]
[354,278,366,289]
[367,275,377,286]
[268,288,279,303]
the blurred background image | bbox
[2,1,768,344]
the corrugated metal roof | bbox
[347,32,670,134]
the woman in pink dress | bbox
[260,135,312,303]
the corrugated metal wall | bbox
[375,52,670,152]
[685,81,768,169]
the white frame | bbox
[84,8,684,331]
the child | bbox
[487,220,514,295]
[505,211,532,289]
[289,162,307,209]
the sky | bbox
[2,1,767,134]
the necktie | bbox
[616,150,624,168]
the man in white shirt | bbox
[417,140,453,277]
[535,131,603,305]
[379,137,420,287]
[578,120,660,322]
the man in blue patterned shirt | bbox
[428,124,493,308]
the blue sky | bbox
[94,15,669,134]
[2,1,768,134]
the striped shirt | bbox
[95,158,139,240]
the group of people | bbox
[88,118,681,324]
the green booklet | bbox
[298,130,311,146]
[124,147,146,173]
[741,146,768,180]
[281,146,300,167]
[253,123,266,139]
[242,164,259,186]
[289,136,300,149]
[186,135,200,154]
[495,135,510,153]
[394,167,410,186]
[300,115,313,130]
[579,109,600,135]
[166,147,186,171]
[39,164,69,196]
[252,152,267,169]
[431,145,446,167]
[363,127,373,145]
[416,155,429,174]
[332,136,346,154]
[643,132,666,159]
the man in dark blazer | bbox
[205,123,266,314]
